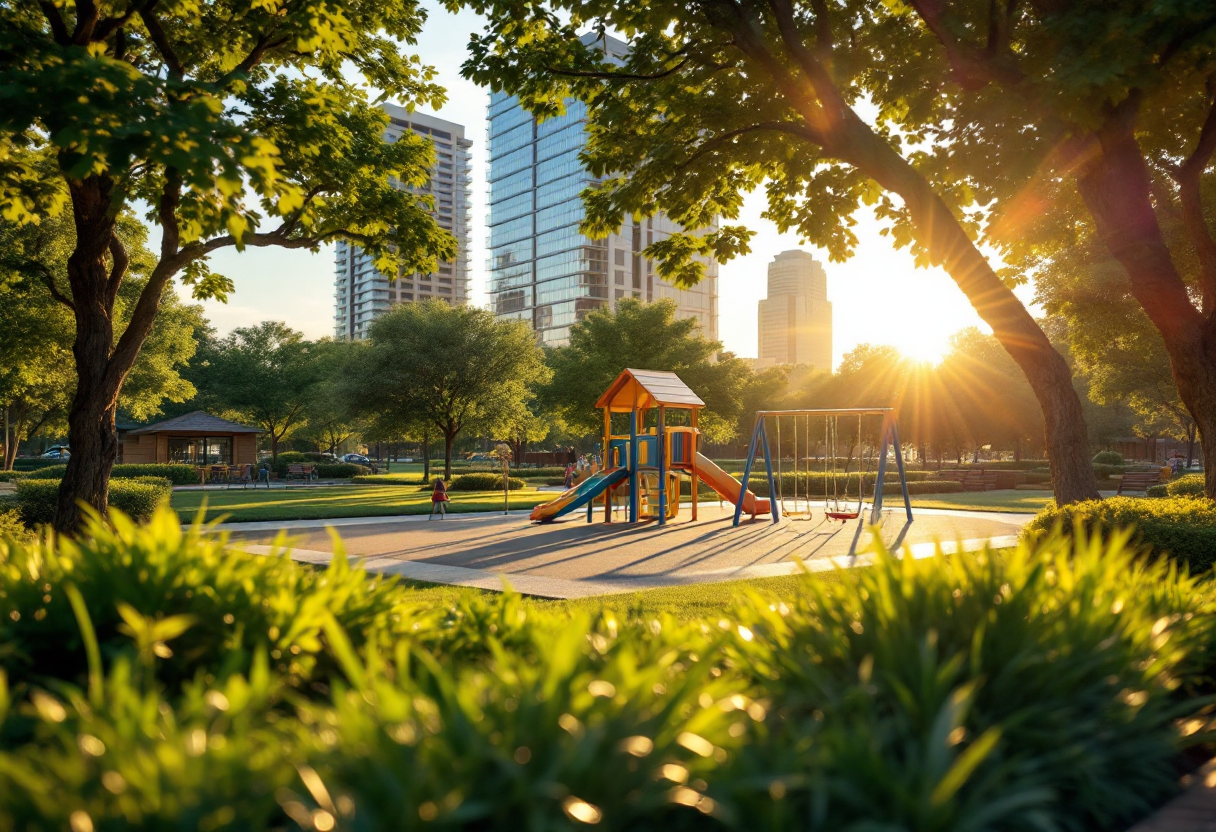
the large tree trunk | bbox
[443,429,455,480]
[421,434,431,483]
[55,178,123,532]
[830,123,1100,504]
[1074,110,1216,499]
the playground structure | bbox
[736,408,913,528]
[530,369,771,524]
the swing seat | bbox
[825,510,859,522]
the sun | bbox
[895,337,948,365]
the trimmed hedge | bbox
[14,477,173,526]
[0,510,1212,830]
[1024,495,1216,572]
[1166,474,1205,497]
[1093,450,1125,465]
[352,473,424,485]
[11,458,67,471]
[27,463,201,486]
[0,471,28,483]
[448,472,526,491]
[314,463,370,479]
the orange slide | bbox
[693,453,771,515]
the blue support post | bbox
[628,409,639,523]
[734,416,763,527]
[891,421,913,522]
[761,421,780,524]
[872,417,890,525]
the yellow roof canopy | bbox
[595,369,706,412]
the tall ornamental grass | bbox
[0,508,1212,830]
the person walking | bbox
[429,477,449,519]
[564,462,575,489]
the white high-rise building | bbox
[486,33,719,346]
[334,106,472,340]
[757,250,832,370]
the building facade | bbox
[486,34,718,346]
[334,106,472,340]
[757,250,833,370]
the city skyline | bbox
[180,2,1033,367]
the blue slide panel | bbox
[533,466,629,522]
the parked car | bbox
[341,453,371,465]
[40,447,70,459]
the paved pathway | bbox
[219,502,1032,598]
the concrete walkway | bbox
[219,503,1033,599]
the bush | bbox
[271,451,308,478]
[1024,495,1216,572]
[448,472,526,491]
[0,515,1212,830]
[0,506,29,540]
[314,463,369,479]
[352,473,426,485]
[26,463,201,485]
[1093,462,1132,479]
[0,471,28,483]
[1166,473,1206,497]
[11,458,68,470]
[1093,450,1125,465]
[15,477,172,526]
[1146,483,1168,498]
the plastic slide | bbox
[530,466,630,523]
[693,453,771,515]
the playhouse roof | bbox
[595,369,706,411]
[128,410,264,435]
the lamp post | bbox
[493,442,512,515]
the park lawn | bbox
[909,489,1054,513]
[389,571,854,621]
[173,485,554,524]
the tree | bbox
[454,0,1099,503]
[192,323,326,460]
[858,0,1216,496]
[1,212,203,468]
[0,1,456,530]
[344,300,548,479]
[296,341,365,456]
[542,298,750,442]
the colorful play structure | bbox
[529,369,771,524]
[735,408,913,527]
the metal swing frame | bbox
[734,408,913,528]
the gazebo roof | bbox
[128,410,264,435]
[595,369,705,412]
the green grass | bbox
[390,571,854,620]
[909,489,1054,513]
[173,485,554,523]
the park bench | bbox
[285,463,316,486]
[1116,469,1169,495]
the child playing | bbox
[429,477,449,519]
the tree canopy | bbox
[0,0,456,528]
[343,300,549,479]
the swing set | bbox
[733,408,913,528]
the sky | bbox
[185,1,1035,368]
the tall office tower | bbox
[757,250,833,370]
[486,34,719,346]
[334,105,472,340]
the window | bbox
[167,436,233,465]
[615,249,626,266]
[615,269,625,285]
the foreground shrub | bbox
[0,507,29,540]
[26,463,200,485]
[1025,496,1216,572]
[0,471,28,483]
[0,511,1213,830]
[448,473,525,491]
[14,478,172,526]
[1093,450,1125,465]
[1167,474,1206,497]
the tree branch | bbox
[71,0,101,44]
[36,1,70,44]
[905,0,1026,90]
[31,261,75,311]
[216,31,291,88]
[546,56,692,82]
[675,121,822,171]
[1169,78,1216,316]
[138,2,184,79]
[104,233,129,311]
[94,3,141,42]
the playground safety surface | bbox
[227,503,1033,599]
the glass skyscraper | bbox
[486,34,718,346]
[334,106,472,340]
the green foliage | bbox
[10,458,63,470]
[448,473,526,492]
[1094,463,1132,479]
[352,473,425,486]
[544,298,750,440]
[1167,474,1206,498]
[1146,484,1168,498]
[0,507,28,540]
[15,478,171,526]
[0,471,28,483]
[0,512,1213,828]
[1026,496,1216,572]
[314,463,369,479]
[27,463,200,485]
[1093,450,1125,466]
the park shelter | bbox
[119,411,263,466]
